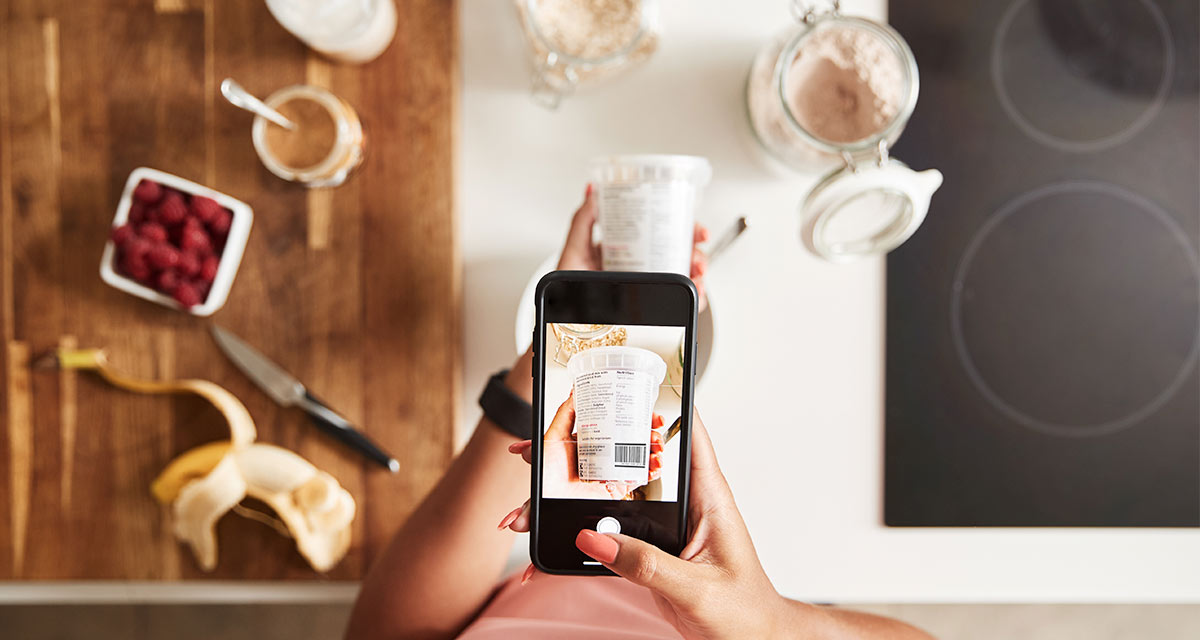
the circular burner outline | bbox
[990,0,1175,154]
[950,181,1200,438]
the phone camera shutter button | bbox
[596,517,621,535]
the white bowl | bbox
[99,167,253,317]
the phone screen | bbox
[533,273,696,574]
[541,323,686,503]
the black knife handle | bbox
[298,391,399,472]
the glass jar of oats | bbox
[515,0,661,109]
[550,323,628,366]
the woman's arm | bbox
[344,352,534,640]
[346,186,708,639]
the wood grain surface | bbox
[0,0,459,580]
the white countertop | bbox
[458,0,1200,603]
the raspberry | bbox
[147,243,181,270]
[138,222,168,243]
[128,202,148,224]
[199,255,220,283]
[165,218,186,242]
[192,279,212,300]
[209,209,232,236]
[179,226,212,254]
[111,224,135,246]
[156,269,181,292]
[118,254,151,284]
[178,251,200,277]
[190,196,222,224]
[157,192,187,226]
[133,180,163,204]
[124,237,152,260]
[170,283,204,308]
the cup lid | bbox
[567,345,667,384]
[590,155,712,186]
[801,160,943,262]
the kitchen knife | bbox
[210,324,399,473]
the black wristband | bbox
[478,369,533,440]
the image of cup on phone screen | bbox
[531,271,697,575]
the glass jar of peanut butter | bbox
[251,84,364,188]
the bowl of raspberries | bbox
[100,167,253,316]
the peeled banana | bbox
[54,348,355,573]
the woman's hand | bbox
[503,412,790,639]
[557,185,710,310]
[504,414,933,639]
[539,393,665,501]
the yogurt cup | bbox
[591,155,712,275]
[567,346,667,483]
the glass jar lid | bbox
[555,323,614,340]
[801,156,943,261]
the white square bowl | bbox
[99,167,253,317]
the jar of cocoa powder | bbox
[747,1,943,262]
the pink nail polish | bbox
[497,507,521,530]
[585,183,593,198]
[520,563,536,585]
[575,530,619,564]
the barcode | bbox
[614,443,646,468]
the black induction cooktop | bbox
[885,0,1200,527]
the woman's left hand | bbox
[539,393,666,501]
[557,185,710,311]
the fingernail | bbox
[585,183,593,198]
[497,506,522,530]
[520,563,536,585]
[508,440,531,453]
[575,530,619,564]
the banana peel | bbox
[151,442,231,504]
[158,442,355,572]
[55,348,355,573]
[173,455,247,570]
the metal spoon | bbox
[220,78,295,130]
[706,215,749,264]
[664,416,682,444]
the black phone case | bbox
[530,270,698,576]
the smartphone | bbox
[530,270,698,575]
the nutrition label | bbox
[573,368,657,483]
[598,182,695,275]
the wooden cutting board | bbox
[0,0,458,580]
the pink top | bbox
[458,572,683,639]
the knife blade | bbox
[210,325,306,406]
[210,324,399,473]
